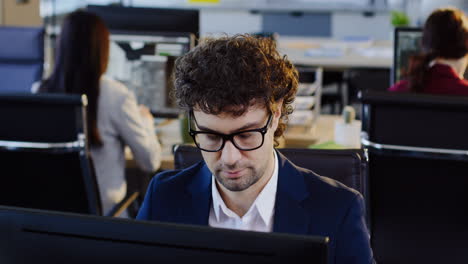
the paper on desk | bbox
[293,96,316,110]
[305,47,346,58]
[289,110,315,126]
[297,82,319,96]
[340,35,374,48]
[155,119,182,156]
[304,36,378,58]
[353,47,393,58]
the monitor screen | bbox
[392,27,423,85]
[105,30,195,116]
[0,206,329,264]
[87,4,199,117]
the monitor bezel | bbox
[0,205,329,264]
[392,26,423,85]
[106,30,195,117]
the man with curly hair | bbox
[137,34,374,263]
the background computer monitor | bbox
[393,26,468,85]
[392,27,423,85]
[87,5,200,41]
[105,30,194,116]
[87,5,199,117]
[0,206,329,264]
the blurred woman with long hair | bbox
[389,7,468,95]
[39,10,161,217]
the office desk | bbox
[277,37,393,70]
[278,37,393,115]
[125,117,181,171]
[126,114,343,171]
[284,114,341,147]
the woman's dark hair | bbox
[407,7,468,92]
[174,34,298,146]
[39,10,109,146]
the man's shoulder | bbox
[288,163,365,228]
[291,162,362,201]
[148,162,206,192]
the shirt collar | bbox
[211,150,279,225]
[429,62,463,80]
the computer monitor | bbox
[87,5,199,117]
[86,5,200,41]
[0,206,329,264]
[392,27,423,85]
[105,30,195,117]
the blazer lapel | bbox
[173,153,312,232]
[273,151,311,235]
[177,163,212,226]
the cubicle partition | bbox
[0,26,44,93]
[361,91,468,264]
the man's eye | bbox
[237,132,253,139]
[206,134,220,140]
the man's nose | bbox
[220,139,242,167]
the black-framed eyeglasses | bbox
[188,111,272,152]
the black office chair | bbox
[173,144,370,227]
[0,93,138,217]
[174,145,366,194]
[361,91,468,264]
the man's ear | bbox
[271,99,284,130]
[274,99,284,118]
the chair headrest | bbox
[0,26,44,61]
[360,90,468,109]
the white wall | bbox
[200,10,263,37]
[199,0,468,40]
[332,12,392,40]
[201,10,393,40]
[420,0,468,21]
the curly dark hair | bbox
[174,34,298,145]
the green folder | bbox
[309,141,345,149]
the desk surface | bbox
[278,37,392,69]
[126,114,343,171]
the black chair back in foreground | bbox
[361,90,468,264]
[0,93,136,217]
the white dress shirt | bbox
[209,151,278,232]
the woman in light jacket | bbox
[38,10,161,217]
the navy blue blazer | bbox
[137,151,374,264]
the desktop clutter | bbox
[334,106,361,148]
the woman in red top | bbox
[389,7,468,95]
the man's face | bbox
[192,105,280,192]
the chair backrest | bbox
[0,93,102,215]
[0,26,44,93]
[361,91,468,264]
[173,144,369,207]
